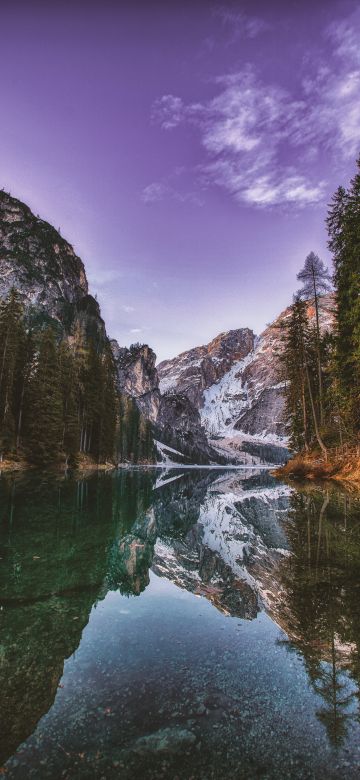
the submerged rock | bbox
[133,726,196,754]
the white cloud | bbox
[327,8,360,66]
[150,8,360,209]
[151,95,184,130]
[242,175,325,208]
[130,328,143,334]
[122,305,135,313]
[204,157,325,208]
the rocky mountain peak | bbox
[0,190,109,343]
[0,191,88,317]
[157,327,255,407]
[205,327,255,361]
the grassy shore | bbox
[275,446,360,487]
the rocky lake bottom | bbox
[1,467,360,778]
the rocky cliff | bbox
[158,328,255,408]
[111,341,161,422]
[111,340,218,464]
[155,391,219,464]
[0,190,106,344]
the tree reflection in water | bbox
[276,485,360,747]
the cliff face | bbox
[111,341,161,422]
[111,340,217,463]
[0,191,105,343]
[158,328,255,408]
[155,391,219,464]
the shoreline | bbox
[0,458,281,476]
[274,450,360,488]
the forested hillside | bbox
[0,289,155,467]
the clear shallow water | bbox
[1,469,360,778]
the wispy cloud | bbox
[122,304,135,313]
[151,95,184,130]
[150,7,360,209]
[213,5,271,40]
[141,180,203,206]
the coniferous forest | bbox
[0,292,155,467]
[281,156,360,465]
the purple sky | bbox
[1,0,360,361]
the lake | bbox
[1,468,360,778]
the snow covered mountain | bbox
[158,295,335,458]
[158,329,255,407]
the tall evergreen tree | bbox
[297,252,332,426]
[13,329,35,450]
[59,341,80,466]
[26,328,63,465]
[98,342,117,463]
[281,298,327,456]
[327,160,360,432]
[78,341,103,456]
[0,289,25,459]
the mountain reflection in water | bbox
[1,468,360,778]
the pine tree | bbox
[281,299,310,452]
[281,298,327,456]
[0,289,25,459]
[59,341,80,467]
[297,252,332,426]
[327,160,360,433]
[26,328,63,465]
[117,394,147,464]
[13,329,35,451]
[98,342,117,463]
[78,341,102,456]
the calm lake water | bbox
[1,468,360,779]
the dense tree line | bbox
[281,157,360,456]
[117,393,155,464]
[0,290,154,467]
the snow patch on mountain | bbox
[200,337,287,444]
[200,351,254,435]
[155,439,186,465]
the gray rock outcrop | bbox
[0,190,106,344]
[111,341,161,422]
